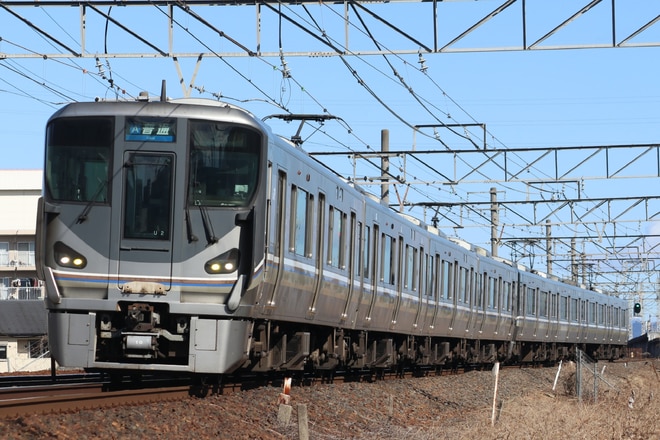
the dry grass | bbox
[313,361,660,440]
[428,362,660,440]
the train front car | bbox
[36,98,267,375]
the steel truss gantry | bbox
[1,0,660,60]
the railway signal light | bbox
[634,303,641,315]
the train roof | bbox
[48,97,271,135]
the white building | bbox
[0,170,49,372]
[0,170,42,299]
[0,301,50,373]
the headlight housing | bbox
[205,248,240,274]
[54,241,87,269]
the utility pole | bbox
[546,219,552,275]
[381,129,389,207]
[490,187,498,257]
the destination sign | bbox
[125,117,176,143]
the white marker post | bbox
[552,360,563,392]
[491,361,500,426]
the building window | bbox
[17,242,35,266]
[0,346,6,360]
[28,338,49,359]
[0,243,8,266]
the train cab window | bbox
[188,122,260,207]
[45,117,112,203]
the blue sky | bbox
[2,0,660,306]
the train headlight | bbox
[205,249,239,274]
[54,241,88,269]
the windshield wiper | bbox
[76,179,108,224]
[185,206,198,243]
[199,205,218,246]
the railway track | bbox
[0,381,191,418]
[0,363,532,418]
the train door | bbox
[390,236,404,329]
[511,278,524,341]
[307,193,325,318]
[363,224,379,325]
[426,254,440,330]
[413,249,427,330]
[117,152,174,291]
[263,169,287,312]
[448,260,460,332]
[340,212,358,322]
[472,271,487,333]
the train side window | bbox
[356,221,363,277]
[475,272,483,309]
[316,193,326,265]
[570,298,578,322]
[502,281,510,312]
[457,267,466,303]
[380,233,390,283]
[560,296,568,321]
[598,304,605,325]
[404,245,413,289]
[428,255,438,301]
[589,302,596,324]
[273,171,287,256]
[327,207,345,268]
[539,291,548,317]
[372,225,380,282]
[487,276,497,309]
[412,247,419,292]
[441,260,452,301]
[526,287,537,316]
[363,225,371,280]
[424,252,433,299]
[290,186,311,257]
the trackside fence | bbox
[575,349,618,403]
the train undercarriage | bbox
[86,303,624,379]
[244,321,625,375]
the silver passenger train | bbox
[36,94,628,377]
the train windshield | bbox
[188,121,261,207]
[45,117,112,203]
